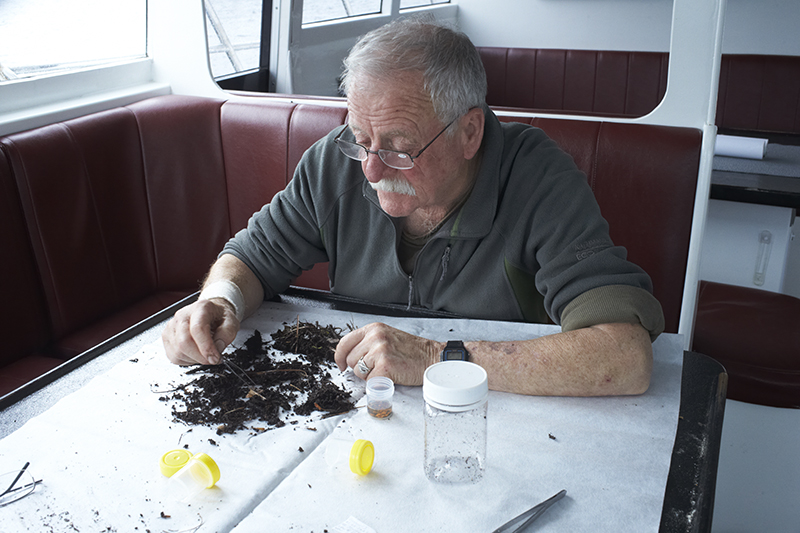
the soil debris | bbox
[161,321,355,435]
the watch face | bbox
[442,341,468,361]
[443,349,466,361]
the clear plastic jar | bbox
[423,361,488,483]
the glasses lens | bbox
[336,139,367,162]
[0,469,37,507]
[379,150,414,170]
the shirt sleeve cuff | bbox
[560,285,665,342]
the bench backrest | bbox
[479,47,800,136]
[479,47,669,118]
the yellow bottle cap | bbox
[191,452,221,488]
[349,439,375,476]
[160,449,193,477]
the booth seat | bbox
[478,48,800,136]
[0,94,701,398]
[692,280,800,408]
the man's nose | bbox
[362,152,389,183]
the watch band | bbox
[441,340,469,362]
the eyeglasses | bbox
[0,462,42,507]
[334,117,458,170]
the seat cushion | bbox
[54,291,192,359]
[693,281,800,408]
[0,355,65,398]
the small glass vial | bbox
[366,376,394,419]
[423,361,488,483]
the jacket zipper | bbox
[407,242,453,309]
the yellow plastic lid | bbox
[191,452,221,488]
[349,439,374,476]
[160,449,193,478]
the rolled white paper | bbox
[714,134,768,159]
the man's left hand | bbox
[334,323,442,385]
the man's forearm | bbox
[465,322,653,397]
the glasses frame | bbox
[0,462,41,507]
[334,116,459,170]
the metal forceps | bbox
[491,489,567,533]
[222,359,258,388]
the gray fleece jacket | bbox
[223,108,665,339]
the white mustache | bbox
[370,177,417,196]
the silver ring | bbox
[356,357,371,375]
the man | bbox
[162,17,664,397]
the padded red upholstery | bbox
[499,115,702,333]
[6,109,159,342]
[717,54,800,135]
[221,99,296,234]
[0,356,66,399]
[480,48,800,135]
[478,47,669,117]
[218,100,348,291]
[128,96,230,290]
[0,96,229,368]
[693,281,800,408]
[0,148,62,385]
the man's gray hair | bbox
[340,16,487,126]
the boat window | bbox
[0,0,146,82]
[302,0,383,25]
[206,0,266,80]
[400,0,450,9]
[301,0,451,24]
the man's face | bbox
[345,72,472,221]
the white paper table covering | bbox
[232,306,685,533]
[0,301,683,532]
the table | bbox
[0,289,726,532]
[711,142,800,209]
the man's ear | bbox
[459,107,485,160]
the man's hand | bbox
[334,323,442,385]
[162,254,263,366]
[161,299,240,366]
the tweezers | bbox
[222,359,258,388]
[491,489,567,533]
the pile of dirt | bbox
[160,320,356,435]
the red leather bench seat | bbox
[0,94,701,398]
[0,149,61,393]
[0,95,343,397]
[693,281,800,408]
[479,48,800,136]
[716,54,800,136]
[478,47,669,118]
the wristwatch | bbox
[441,340,469,361]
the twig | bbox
[246,389,267,401]
[321,406,359,419]
[295,315,300,351]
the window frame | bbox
[0,58,169,137]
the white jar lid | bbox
[423,361,488,412]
